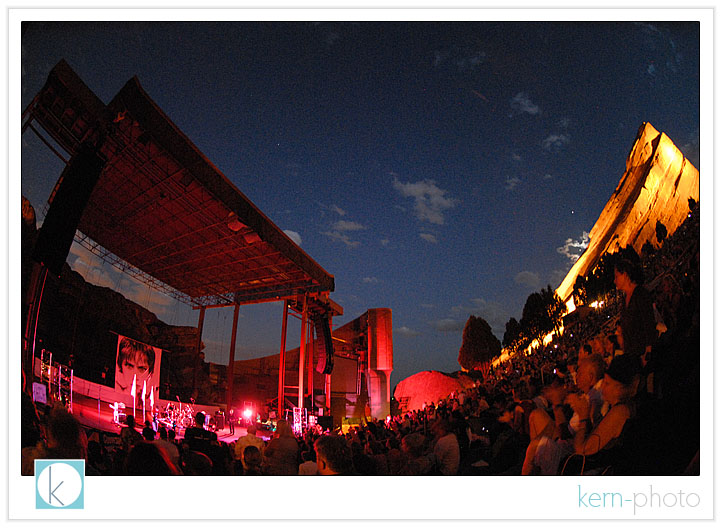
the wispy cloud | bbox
[283,230,302,246]
[362,277,379,284]
[505,176,521,191]
[557,231,590,263]
[420,233,438,244]
[511,153,522,162]
[542,134,571,152]
[322,231,361,247]
[331,220,365,232]
[330,205,346,216]
[429,318,465,333]
[396,326,421,337]
[380,238,390,246]
[514,270,541,290]
[543,174,554,180]
[322,219,366,247]
[510,92,541,115]
[392,177,458,225]
[557,117,571,129]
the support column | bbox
[297,295,308,409]
[277,300,289,418]
[192,306,206,398]
[307,317,314,408]
[325,373,332,412]
[22,263,48,383]
[226,303,240,414]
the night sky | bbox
[20,19,700,386]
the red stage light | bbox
[243,408,253,419]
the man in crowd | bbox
[183,411,217,456]
[314,435,354,475]
[234,423,265,471]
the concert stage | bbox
[65,390,272,443]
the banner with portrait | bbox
[114,334,162,404]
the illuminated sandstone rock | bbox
[556,122,699,311]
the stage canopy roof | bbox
[25,60,338,312]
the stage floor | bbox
[69,392,273,442]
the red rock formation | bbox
[556,122,699,310]
[393,370,476,412]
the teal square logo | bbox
[35,460,85,509]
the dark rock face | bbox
[21,197,214,403]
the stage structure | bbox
[22,60,341,422]
[230,308,393,428]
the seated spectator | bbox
[521,409,567,475]
[398,433,434,476]
[183,449,213,476]
[298,449,318,475]
[385,436,404,476]
[431,419,460,476]
[22,405,90,476]
[154,426,180,469]
[243,445,263,476]
[234,424,265,469]
[571,355,640,459]
[142,424,156,441]
[126,442,180,475]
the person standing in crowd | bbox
[228,407,235,435]
[263,419,299,475]
[614,258,657,364]
[120,415,143,452]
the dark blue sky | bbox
[21,20,700,385]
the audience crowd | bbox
[20,206,700,476]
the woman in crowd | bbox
[521,408,568,475]
[569,355,640,462]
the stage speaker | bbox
[314,316,334,375]
[317,415,333,430]
[32,142,106,277]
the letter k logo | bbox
[35,460,84,509]
[48,465,65,506]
